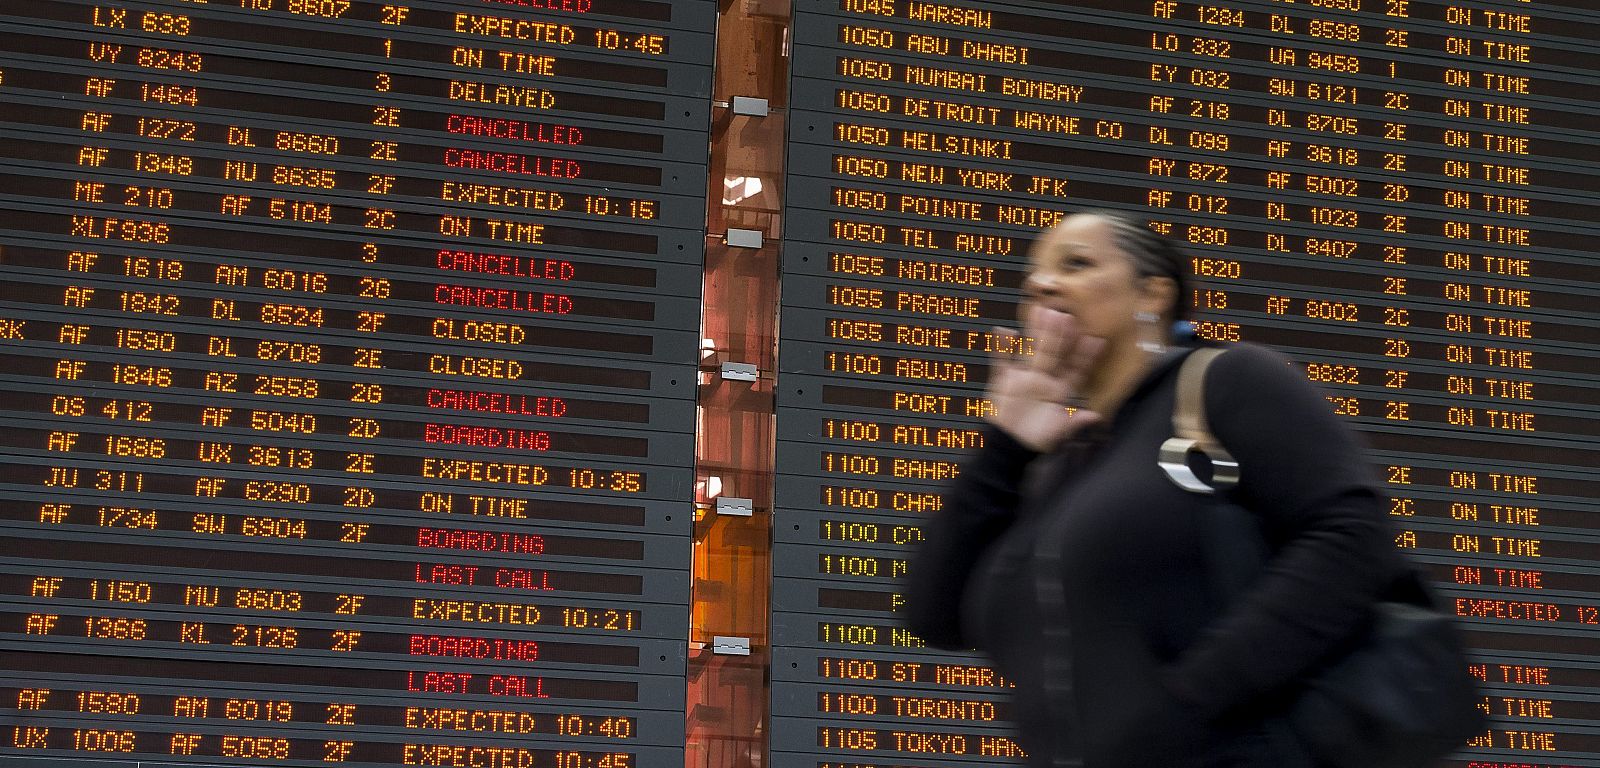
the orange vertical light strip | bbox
[686,2,792,768]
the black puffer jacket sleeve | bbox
[904,424,1038,649]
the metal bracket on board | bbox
[724,228,764,248]
[715,497,754,517]
[731,96,770,117]
[712,636,752,656]
[719,362,759,382]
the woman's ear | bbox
[1139,275,1179,320]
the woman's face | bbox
[1022,214,1161,343]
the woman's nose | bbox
[1023,272,1057,296]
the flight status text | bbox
[772,0,1599,766]
[0,0,712,764]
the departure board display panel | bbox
[773,0,1599,766]
[0,0,712,765]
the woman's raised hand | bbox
[986,305,1105,452]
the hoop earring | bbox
[1134,311,1166,354]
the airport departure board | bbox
[0,0,711,764]
[772,0,1599,766]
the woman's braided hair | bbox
[1077,209,1191,322]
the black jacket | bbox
[906,344,1402,768]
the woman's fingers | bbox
[1030,309,1099,382]
[985,306,1109,449]
[1044,314,1084,380]
[1061,332,1105,383]
[1030,306,1087,375]
[987,326,1023,373]
[1023,304,1066,371]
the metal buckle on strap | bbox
[1158,437,1240,494]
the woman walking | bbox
[906,211,1408,768]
